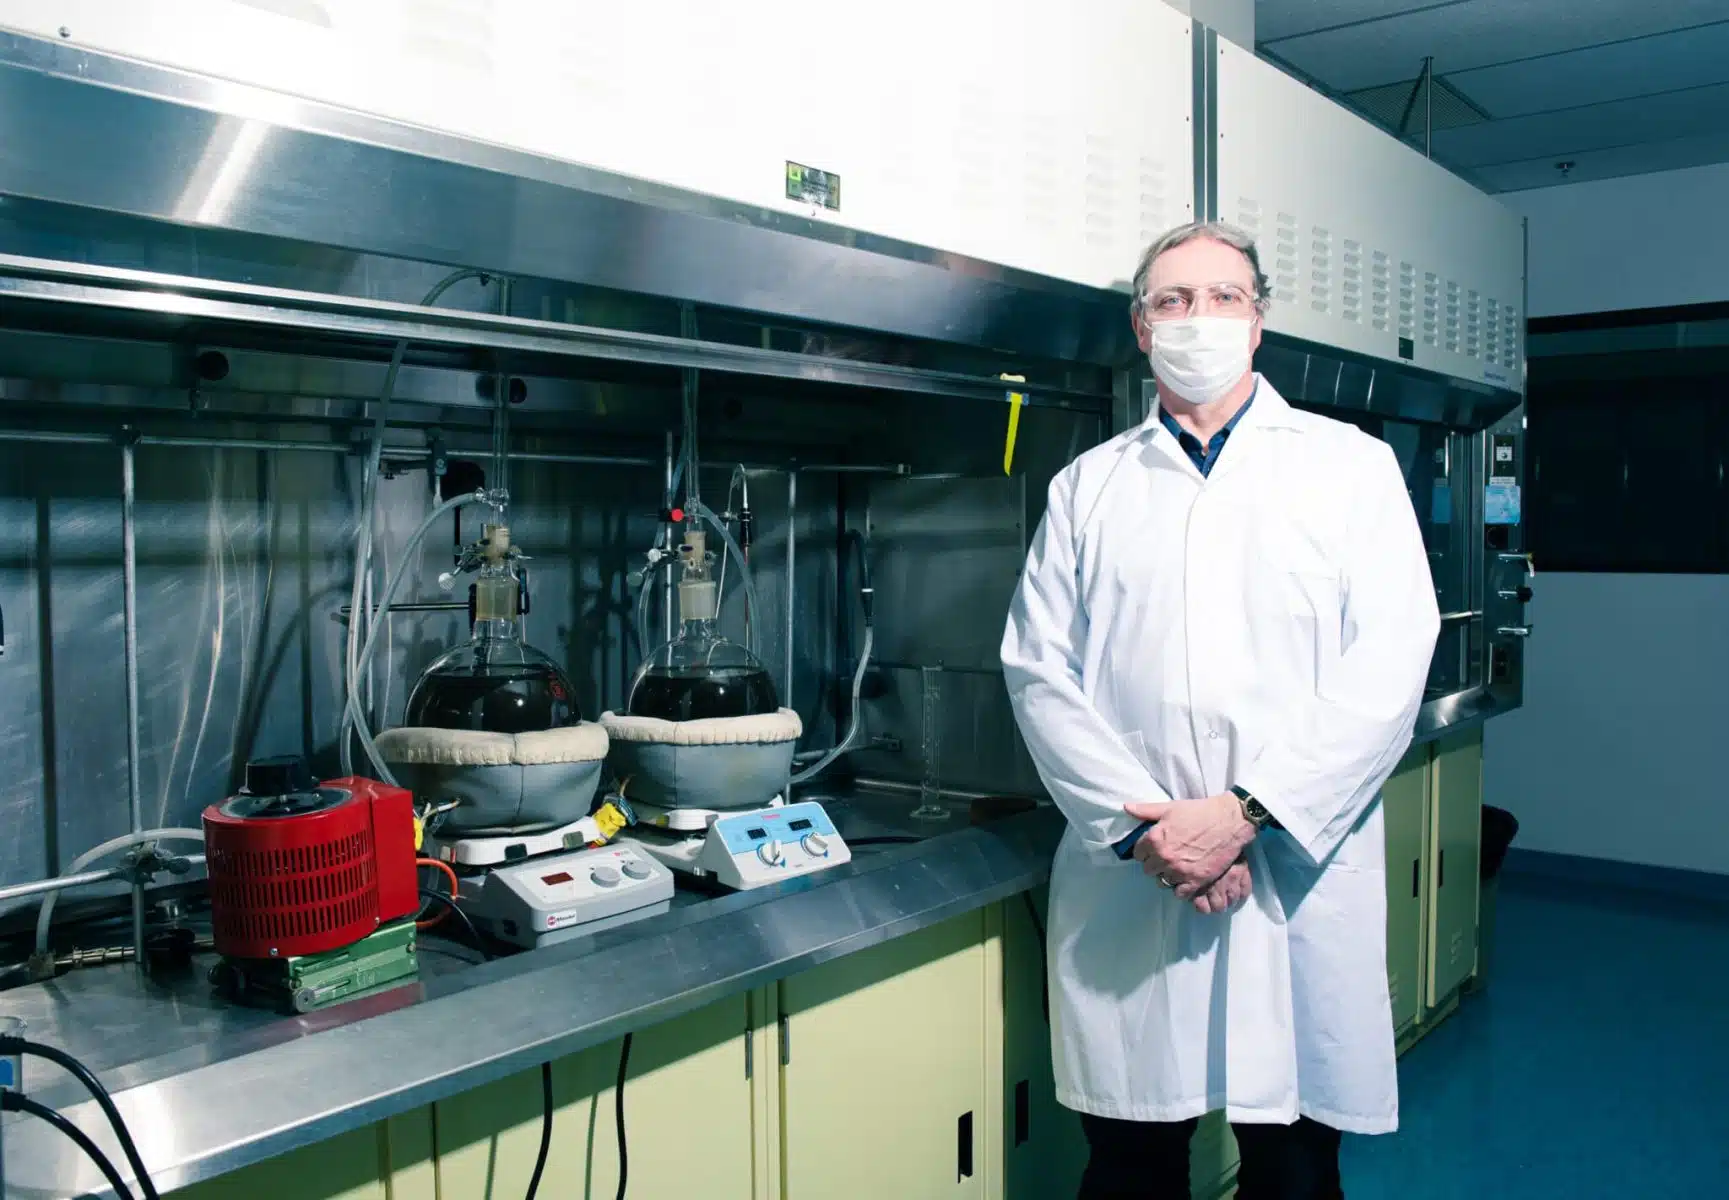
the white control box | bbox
[641,801,852,891]
[462,839,674,950]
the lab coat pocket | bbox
[1279,570,1342,622]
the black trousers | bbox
[1078,1111,1344,1200]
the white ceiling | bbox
[1255,0,1729,192]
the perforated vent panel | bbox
[1216,39,1525,388]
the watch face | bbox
[1244,797,1270,824]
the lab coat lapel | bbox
[1200,379,1304,490]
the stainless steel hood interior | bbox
[0,30,1520,430]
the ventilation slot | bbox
[1371,251,1392,333]
[1341,239,1363,324]
[1310,226,1333,315]
[1444,279,1462,354]
[1399,262,1416,343]
[1274,214,1299,305]
[1502,307,1521,369]
[1138,158,1171,247]
[1083,135,1115,251]
[1466,290,1482,359]
[1422,271,1439,347]
[1236,197,1262,238]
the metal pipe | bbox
[337,601,469,619]
[0,865,127,905]
[785,469,797,706]
[511,451,659,467]
[0,855,207,906]
[493,277,513,501]
[143,435,348,454]
[663,432,675,644]
[0,429,109,446]
[120,437,146,974]
[0,426,905,477]
[1423,55,1433,158]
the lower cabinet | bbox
[779,910,995,1199]
[1383,726,1485,1055]
[1382,747,1431,1044]
[1427,728,1483,1006]
[432,992,757,1199]
[1001,886,1087,1200]
[166,1112,436,1200]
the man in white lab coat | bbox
[1000,221,1440,1199]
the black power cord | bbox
[0,1036,158,1200]
[416,887,491,961]
[2,1090,138,1200]
[525,1061,553,1200]
[615,1032,634,1200]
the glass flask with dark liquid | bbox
[403,558,580,734]
[627,609,778,722]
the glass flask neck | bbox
[472,562,521,646]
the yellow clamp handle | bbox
[1000,374,1027,476]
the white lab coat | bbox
[1000,379,1439,1134]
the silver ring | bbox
[1156,873,1174,889]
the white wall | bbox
[1484,576,1729,875]
[1491,164,1729,875]
[1504,160,1729,318]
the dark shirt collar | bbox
[1158,383,1256,478]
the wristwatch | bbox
[1230,785,1278,831]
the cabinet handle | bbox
[1411,858,1420,899]
[1438,849,1445,889]
[1014,1080,1030,1147]
[958,1111,974,1180]
[778,1013,790,1067]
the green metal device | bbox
[210,920,419,1015]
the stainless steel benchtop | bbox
[0,794,1065,1199]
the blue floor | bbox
[1342,870,1729,1198]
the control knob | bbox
[756,840,785,867]
[590,866,620,888]
[801,833,830,858]
[621,860,653,881]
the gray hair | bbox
[1129,221,1271,318]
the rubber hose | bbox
[344,490,491,783]
[34,828,205,957]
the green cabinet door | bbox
[167,1110,437,1200]
[433,994,755,1199]
[1002,887,1088,1200]
[1382,747,1431,1041]
[779,911,990,1200]
[1427,728,1483,1006]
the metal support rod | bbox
[336,601,470,620]
[510,451,659,467]
[663,432,675,644]
[0,429,110,446]
[0,425,906,476]
[120,436,146,975]
[143,435,347,454]
[785,469,797,708]
[1423,55,1434,158]
[0,865,133,906]
[493,277,513,501]
[0,856,207,907]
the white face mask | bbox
[1146,316,1254,406]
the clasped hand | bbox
[1126,793,1258,913]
